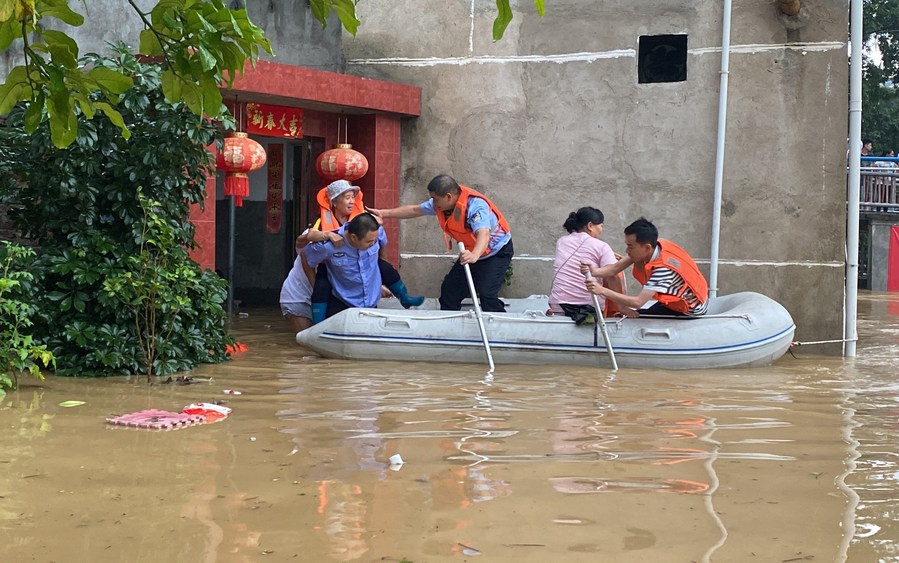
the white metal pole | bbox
[845,0,863,357]
[584,271,618,371]
[457,242,495,373]
[708,0,733,299]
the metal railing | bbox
[859,156,899,212]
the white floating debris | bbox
[389,453,404,469]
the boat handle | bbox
[640,328,673,340]
[384,319,412,329]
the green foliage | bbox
[310,0,360,36]
[492,0,545,41]
[0,46,232,378]
[0,0,272,148]
[0,0,543,149]
[863,0,899,152]
[0,242,56,392]
[102,188,227,382]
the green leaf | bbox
[309,0,330,27]
[332,0,360,36]
[87,67,134,95]
[139,28,163,56]
[22,95,44,133]
[0,1,17,20]
[41,29,79,62]
[93,102,130,139]
[0,19,23,51]
[58,400,85,407]
[493,0,514,41]
[160,69,182,104]
[40,0,85,26]
[196,44,216,71]
[47,90,77,148]
[534,0,545,16]
[0,65,28,114]
[72,93,94,119]
[199,78,222,115]
[46,291,68,302]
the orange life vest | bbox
[314,186,365,232]
[632,239,708,314]
[435,185,510,256]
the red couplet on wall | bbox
[266,144,284,235]
[246,103,303,139]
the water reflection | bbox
[269,355,838,561]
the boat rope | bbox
[635,313,751,320]
[790,338,858,347]
[358,310,475,320]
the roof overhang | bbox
[224,60,420,117]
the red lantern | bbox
[215,132,267,207]
[315,143,369,182]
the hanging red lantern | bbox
[215,132,267,207]
[315,143,369,182]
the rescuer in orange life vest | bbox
[582,217,708,317]
[369,174,513,312]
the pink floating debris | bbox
[106,409,205,430]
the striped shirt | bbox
[643,266,708,316]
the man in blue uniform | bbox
[303,213,387,319]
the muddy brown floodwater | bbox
[1,291,898,562]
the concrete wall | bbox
[0,1,343,75]
[342,0,848,350]
[869,221,897,291]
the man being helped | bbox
[305,179,424,323]
[583,217,708,317]
[369,174,513,312]
[303,213,388,319]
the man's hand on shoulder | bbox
[326,231,344,246]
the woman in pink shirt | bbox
[550,207,630,321]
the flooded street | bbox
[1,291,898,562]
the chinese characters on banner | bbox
[246,103,303,139]
[266,144,284,234]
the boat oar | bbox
[584,270,618,372]
[458,241,495,374]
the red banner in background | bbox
[889,226,899,292]
[266,144,284,235]
[246,103,303,138]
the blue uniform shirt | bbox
[303,224,387,307]
[420,196,511,259]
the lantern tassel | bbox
[224,173,249,200]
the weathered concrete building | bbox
[344,0,849,350]
[1,1,850,349]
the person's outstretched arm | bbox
[580,255,631,279]
[586,281,654,311]
[368,204,425,219]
